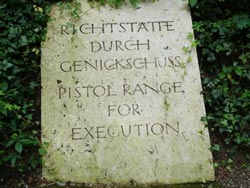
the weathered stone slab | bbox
[41,0,214,184]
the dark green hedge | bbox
[0,0,52,170]
[192,0,250,149]
[0,0,249,171]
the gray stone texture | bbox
[41,0,214,184]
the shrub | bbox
[0,0,50,170]
[191,0,250,148]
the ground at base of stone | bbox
[0,180,222,188]
[45,183,221,188]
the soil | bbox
[1,144,249,188]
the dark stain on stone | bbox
[148,149,154,155]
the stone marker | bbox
[41,0,214,184]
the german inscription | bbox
[42,0,214,184]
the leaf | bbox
[20,139,33,145]
[232,14,250,30]
[214,163,219,168]
[235,67,243,76]
[0,101,7,116]
[211,144,220,152]
[19,35,28,46]
[129,0,138,7]
[31,160,38,169]
[6,139,15,148]
[15,142,23,153]
[187,33,194,41]
[0,81,8,91]
[11,155,17,166]
[0,4,6,10]
[189,0,197,7]
[39,148,47,155]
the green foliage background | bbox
[192,0,250,149]
[0,0,249,172]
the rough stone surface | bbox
[41,0,214,184]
